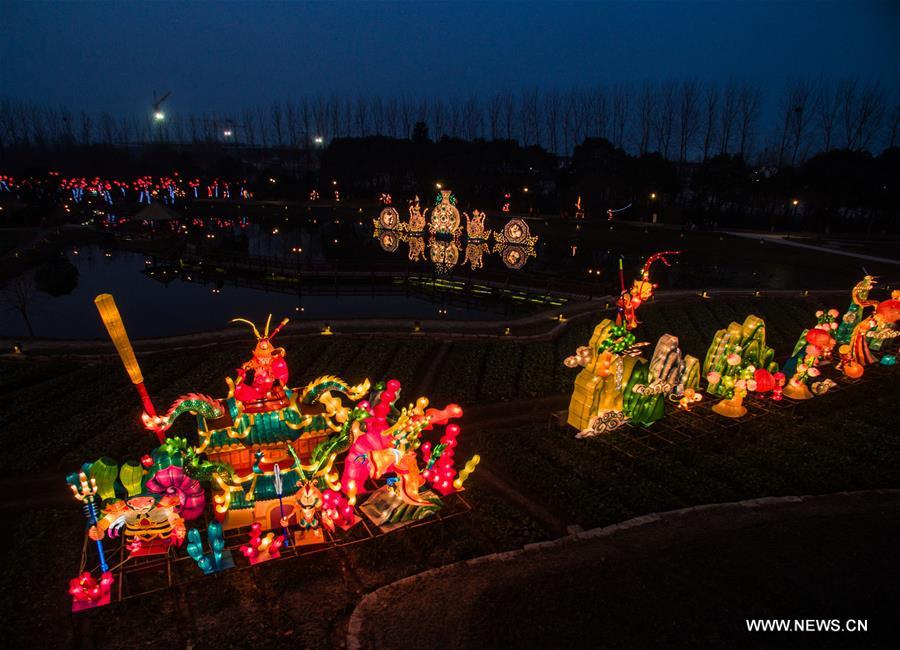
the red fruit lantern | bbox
[806,328,834,350]
[753,368,776,393]
[875,299,900,324]
[843,360,864,379]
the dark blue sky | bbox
[2,0,897,115]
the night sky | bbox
[2,0,898,116]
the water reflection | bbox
[464,242,489,270]
[373,211,538,275]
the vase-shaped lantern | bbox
[430,190,461,235]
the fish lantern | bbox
[753,368,776,394]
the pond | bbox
[3,204,895,339]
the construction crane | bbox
[152,90,172,122]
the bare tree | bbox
[888,86,900,148]
[301,98,311,145]
[171,113,186,144]
[637,81,655,154]
[653,81,677,158]
[701,82,719,160]
[118,116,134,144]
[501,92,515,140]
[341,98,353,137]
[76,111,93,146]
[370,96,384,135]
[839,78,885,151]
[270,102,285,146]
[487,94,502,140]
[736,81,763,158]
[588,85,608,140]
[399,96,414,138]
[256,107,270,147]
[98,112,115,145]
[610,83,630,149]
[543,90,561,153]
[447,105,461,138]
[328,96,341,138]
[351,97,365,137]
[240,109,257,146]
[462,95,481,141]
[719,80,739,154]
[285,101,299,146]
[677,79,700,161]
[431,99,445,139]
[519,89,540,146]
[385,97,399,138]
[2,276,39,337]
[777,78,817,166]
[566,89,589,154]
[815,81,840,152]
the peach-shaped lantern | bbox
[806,328,834,350]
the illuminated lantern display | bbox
[711,383,748,418]
[69,571,114,612]
[186,522,232,573]
[498,243,534,270]
[834,279,900,375]
[752,368,776,394]
[493,218,538,270]
[566,320,698,435]
[239,523,284,564]
[374,206,401,230]
[566,254,694,436]
[78,297,477,547]
[782,326,832,400]
[464,242,490,270]
[429,238,459,274]
[429,190,462,236]
[407,195,427,233]
[376,229,400,253]
[465,210,491,240]
[493,217,538,249]
[835,276,877,345]
[407,235,425,261]
[94,294,159,436]
[616,251,680,330]
[90,494,186,555]
[703,315,778,399]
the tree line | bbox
[1,77,896,165]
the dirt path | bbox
[348,490,900,649]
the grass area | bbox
[465,377,900,530]
[0,294,863,475]
[0,293,896,646]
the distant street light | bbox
[154,111,165,122]
[650,192,657,200]
[791,199,800,206]
[435,182,443,189]
[314,136,324,146]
